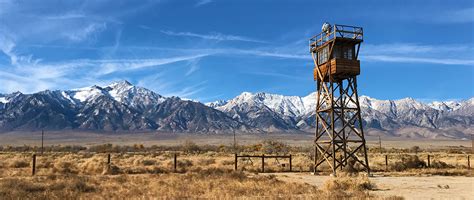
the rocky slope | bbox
[0,81,247,133]
[208,92,473,139]
[0,81,472,138]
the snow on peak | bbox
[70,85,107,102]
[206,100,228,108]
[107,80,133,90]
[104,80,166,107]
[0,97,8,104]
[214,92,474,119]
[217,91,315,117]
[106,81,135,103]
[429,99,466,111]
[66,80,165,107]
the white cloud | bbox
[362,55,474,65]
[43,13,87,20]
[434,7,474,23]
[238,49,307,59]
[195,0,212,7]
[363,43,474,66]
[244,71,306,80]
[164,81,207,98]
[0,37,212,93]
[63,22,107,42]
[96,54,211,75]
[185,58,201,76]
[364,43,472,55]
[0,34,18,65]
[137,74,206,99]
[161,30,267,43]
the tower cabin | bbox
[309,24,363,82]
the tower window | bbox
[318,46,329,65]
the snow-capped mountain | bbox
[210,92,473,139]
[205,100,228,108]
[428,101,463,112]
[209,92,316,117]
[0,81,472,138]
[0,81,247,133]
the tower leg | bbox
[353,77,371,176]
[314,77,370,175]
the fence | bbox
[234,154,292,173]
[3,152,471,176]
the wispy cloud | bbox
[138,25,152,30]
[161,30,267,43]
[63,22,107,42]
[364,43,472,55]
[237,49,307,59]
[165,81,207,98]
[363,43,474,65]
[185,57,201,76]
[0,33,212,93]
[244,71,306,80]
[432,7,474,23]
[96,54,211,75]
[362,55,474,65]
[195,0,213,7]
[42,13,87,20]
[136,72,173,94]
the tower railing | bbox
[309,24,363,52]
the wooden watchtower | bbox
[309,23,370,175]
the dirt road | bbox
[270,173,474,200]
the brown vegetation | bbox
[0,143,471,199]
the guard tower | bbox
[309,23,370,175]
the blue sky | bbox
[0,0,473,102]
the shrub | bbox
[70,177,96,193]
[410,146,421,154]
[391,155,426,171]
[182,141,200,153]
[262,140,289,154]
[9,159,29,168]
[197,158,215,165]
[142,159,157,166]
[102,164,121,175]
[430,160,453,169]
[53,161,77,174]
[322,174,376,199]
[220,159,235,166]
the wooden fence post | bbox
[107,154,111,164]
[234,154,238,170]
[174,153,177,172]
[468,155,470,169]
[32,154,36,176]
[289,155,292,172]
[385,155,388,171]
[427,155,430,168]
[261,154,265,173]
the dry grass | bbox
[0,143,471,199]
[0,170,321,199]
[322,173,377,199]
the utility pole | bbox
[41,130,44,155]
[233,131,236,153]
[379,135,382,153]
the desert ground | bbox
[0,131,472,149]
[270,173,473,200]
[0,132,472,199]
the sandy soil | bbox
[0,131,471,149]
[269,173,474,200]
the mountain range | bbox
[0,80,472,139]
